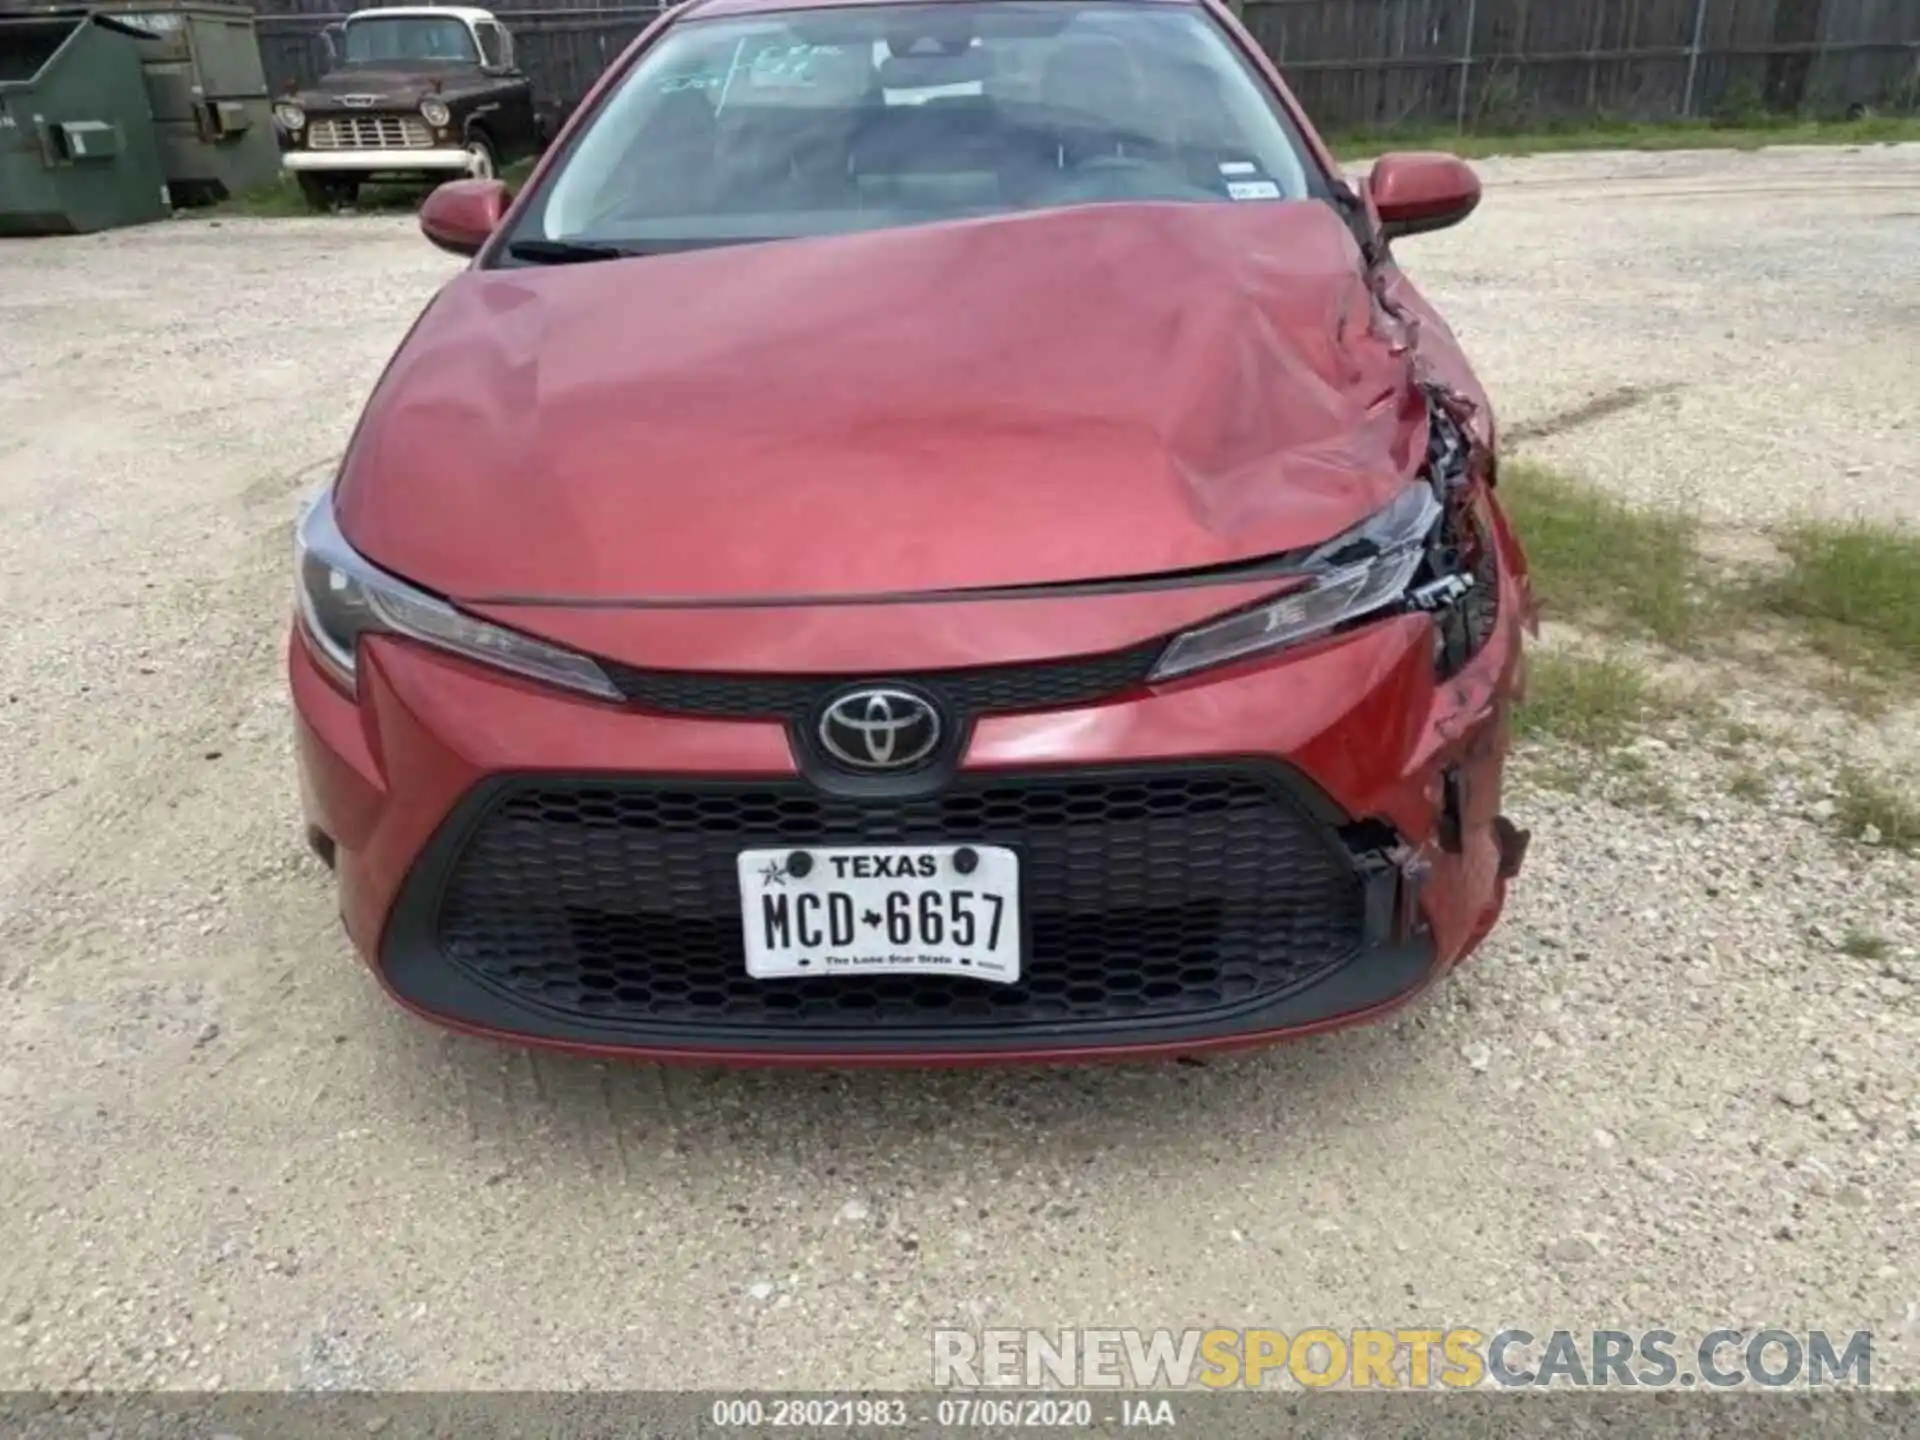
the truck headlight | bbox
[420,98,451,127]
[1149,485,1443,682]
[294,486,620,701]
[274,102,305,131]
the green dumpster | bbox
[90,2,279,204]
[0,11,170,235]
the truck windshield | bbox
[514,1,1321,254]
[341,16,478,64]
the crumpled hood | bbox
[337,200,1432,604]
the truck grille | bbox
[413,766,1368,1036]
[308,115,432,150]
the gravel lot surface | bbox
[0,145,1916,1393]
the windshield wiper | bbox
[506,238,632,265]
[508,235,791,265]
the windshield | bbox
[340,15,478,64]
[515,1,1322,254]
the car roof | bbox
[684,0,1196,21]
[346,5,498,24]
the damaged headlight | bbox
[1149,484,1443,682]
[294,486,621,701]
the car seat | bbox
[622,86,719,217]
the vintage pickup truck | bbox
[274,5,545,209]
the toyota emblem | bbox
[817,688,943,771]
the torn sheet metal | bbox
[340,200,1447,605]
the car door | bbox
[474,20,538,158]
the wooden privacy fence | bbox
[1242,0,1920,130]
[253,0,1920,132]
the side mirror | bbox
[419,179,510,257]
[1366,152,1482,242]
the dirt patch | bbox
[1503,382,1685,444]
[1,150,1917,1390]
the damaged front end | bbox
[1409,388,1499,671]
[1326,383,1533,965]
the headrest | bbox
[1040,33,1142,120]
[879,47,990,90]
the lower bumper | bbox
[374,932,1440,1066]
[375,764,1431,1063]
[283,148,474,173]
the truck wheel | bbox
[464,134,499,182]
[297,174,360,212]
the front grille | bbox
[599,641,1163,719]
[308,115,432,150]
[428,768,1367,1034]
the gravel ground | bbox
[0,145,1916,1393]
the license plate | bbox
[736,844,1021,985]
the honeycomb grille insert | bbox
[598,641,1162,719]
[430,769,1368,1033]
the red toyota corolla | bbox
[291,0,1534,1065]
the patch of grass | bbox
[215,176,437,217]
[1333,114,1920,163]
[1818,658,1900,718]
[1709,717,1764,758]
[352,182,447,213]
[1514,649,1664,750]
[1516,663,1689,810]
[1614,768,1680,814]
[217,178,311,218]
[1840,927,1891,961]
[1499,460,1707,647]
[1834,767,1920,854]
[214,158,538,220]
[1495,451,1920,704]
[1761,517,1920,675]
[1729,768,1769,803]
[1527,754,1589,793]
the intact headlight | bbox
[274,102,306,131]
[1149,484,1443,682]
[420,98,452,127]
[294,486,620,701]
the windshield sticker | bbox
[1219,160,1258,175]
[657,71,726,95]
[1227,179,1282,201]
[746,43,844,87]
[656,44,846,98]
